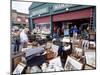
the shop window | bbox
[46,24,50,29]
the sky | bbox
[12,1,32,14]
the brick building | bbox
[11,9,29,28]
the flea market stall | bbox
[11,36,96,74]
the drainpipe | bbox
[29,17,33,32]
[50,6,53,38]
[92,6,96,32]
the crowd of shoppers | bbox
[11,24,90,54]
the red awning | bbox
[33,16,50,24]
[53,8,93,22]
[33,8,93,23]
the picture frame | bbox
[85,50,96,68]
[13,62,26,74]
[46,56,64,72]
[64,56,83,70]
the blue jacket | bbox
[72,28,78,33]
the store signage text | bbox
[53,4,74,11]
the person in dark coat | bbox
[13,29,20,54]
[69,26,73,37]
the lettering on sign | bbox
[53,4,75,10]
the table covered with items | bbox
[11,36,96,74]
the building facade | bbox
[11,10,29,28]
[29,2,96,35]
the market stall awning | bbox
[53,8,93,22]
[33,16,50,24]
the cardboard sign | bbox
[64,56,83,70]
[85,51,96,68]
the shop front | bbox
[29,3,96,38]
[33,16,51,34]
[52,8,93,37]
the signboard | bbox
[30,8,49,17]
[53,4,75,11]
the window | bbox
[17,18,21,22]
[25,19,28,22]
